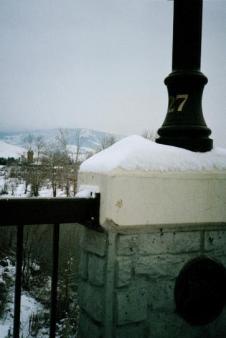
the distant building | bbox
[27,150,34,163]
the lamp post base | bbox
[156,132,213,152]
[156,70,213,152]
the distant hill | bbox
[0,128,119,159]
[0,140,26,159]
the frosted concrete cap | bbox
[80,135,226,173]
[78,136,226,227]
[78,170,226,227]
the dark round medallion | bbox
[174,256,226,325]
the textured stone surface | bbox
[79,251,88,280]
[88,254,105,286]
[135,254,197,279]
[117,282,148,325]
[80,228,107,257]
[78,225,226,337]
[78,281,104,322]
[116,323,148,338]
[117,235,138,256]
[116,257,132,287]
[148,311,195,338]
[138,231,201,255]
[148,310,226,338]
[206,307,226,338]
[78,311,103,338]
[205,230,226,254]
[214,255,226,269]
[148,279,175,311]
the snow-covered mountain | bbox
[0,140,26,159]
[0,128,119,159]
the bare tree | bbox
[30,165,45,197]
[57,129,72,197]
[20,136,33,194]
[97,134,116,151]
[23,134,34,151]
[56,129,68,156]
[42,147,61,197]
[71,129,83,196]
[73,129,82,164]
[42,129,71,197]
[34,136,45,164]
[20,135,46,196]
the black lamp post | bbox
[156,0,213,152]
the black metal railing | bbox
[0,194,101,338]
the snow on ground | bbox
[0,141,26,159]
[0,260,47,338]
[0,291,46,338]
[80,135,226,173]
[38,185,67,198]
[0,260,14,338]
[0,167,68,198]
[0,181,68,198]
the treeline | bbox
[19,129,85,197]
[2,129,116,197]
[0,157,19,165]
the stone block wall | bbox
[78,228,107,338]
[77,224,226,338]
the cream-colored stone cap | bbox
[78,169,226,227]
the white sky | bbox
[0,0,226,146]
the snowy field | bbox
[0,141,26,159]
[0,166,68,198]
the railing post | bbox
[50,223,60,338]
[156,0,213,152]
[13,224,24,338]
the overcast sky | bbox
[0,0,226,146]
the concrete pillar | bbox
[77,144,226,338]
